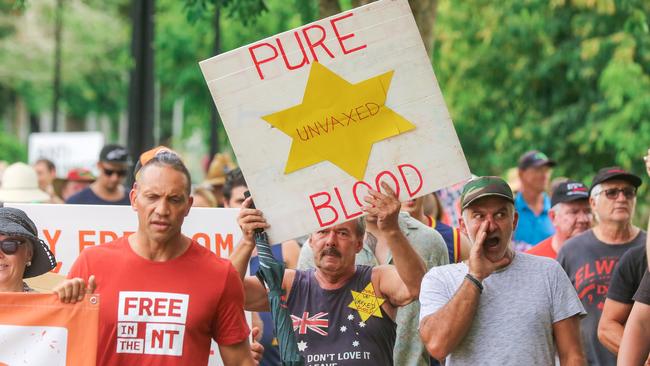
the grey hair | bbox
[590,184,603,204]
[355,217,366,238]
[461,202,516,222]
[137,151,192,195]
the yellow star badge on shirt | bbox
[261,62,415,180]
[348,282,385,322]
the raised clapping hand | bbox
[467,221,512,281]
[361,182,401,233]
[54,275,96,304]
[237,197,269,245]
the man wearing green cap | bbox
[419,176,586,365]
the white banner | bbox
[28,132,104,178]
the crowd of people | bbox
[0,143,649,365]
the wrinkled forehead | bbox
[313,220,358,235]
[137,165,190,194]
[465,196,514,214]
[558,199,590,210]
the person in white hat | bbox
[0,162,50,204]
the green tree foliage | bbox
[0,0,130,125]
[433,0,650,184]
[155,0,304,147]
[0,131,27,163]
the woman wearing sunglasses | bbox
[0,207,57,292]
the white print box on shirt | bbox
[0,325,68,365]
[116,292,189,356]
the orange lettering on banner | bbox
[99,230,118,244]
[192,233,234,257]
[78,230,95,253]
[78,230,135,252]
[215,233,233,257]
[43,229,63,273]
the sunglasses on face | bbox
[103,168,127,177]
[601,187,636,200]
[0,238,26,255]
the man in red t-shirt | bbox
[526,181,592,259]
[56,147,256,366]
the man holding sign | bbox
[232,182,426,365]
[56,148,256,365]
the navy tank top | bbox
[287,265,396,365]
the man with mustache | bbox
[232,183,427,365]
[558,166,646,365]
[526,180,592,259]
[295,195,448,365]
[419,176,586,365]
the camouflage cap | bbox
[460,176,514,211]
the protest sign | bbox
[0,293,99,366]
[6,203,244,366]
[28,132,104,178]
[200,0,471,242]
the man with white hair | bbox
[558,166,646,365]
[526,180,592,259]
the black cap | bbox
[518,150,556,170]
[99,144,130,164]
[460,176,514,210]
[0,207,57,278]
[551,181,589,207]
[590,166,642,194]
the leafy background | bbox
[1,0,649,222]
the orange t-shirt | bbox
[69,236,249,365]
[525,236,557,259]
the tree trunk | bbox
[209,3,221,157]
[318,0,340,18]
[408,0,437,58]
[127,0,155,172]
[350,0,438,59]
[52,0,63,132]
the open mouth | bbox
[484,237,500,248]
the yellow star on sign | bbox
[261,62,415,180]
[348,282,385,322]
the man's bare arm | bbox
[419,221,512,360]
[554,316,586,366]
[597,299,632,354]
[419,279,481,361]
[617,301,650,365]
[364,183,425,305]
[374,228,426,306]
[219,339,256,366]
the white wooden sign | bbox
[28,132,105,178]
[200,0,470,242]
[7,203,244,366]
